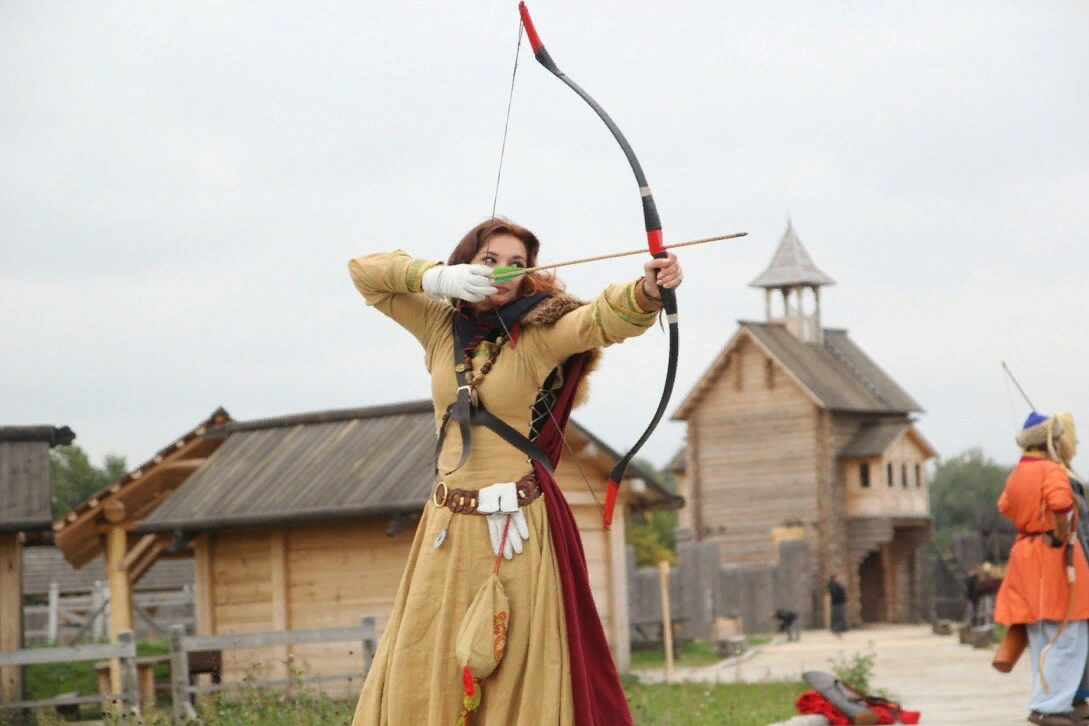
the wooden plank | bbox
[105,524,132,695]
[128,539,167,586]
[183,625,371,652]
[609,510,630,670]
[0,533,23,702]
[269,529,289,678]
[186,671,364,695]
[120,533,158,573]
[195,532,215,635]
[0,692,120,709]
[0,640,135,667]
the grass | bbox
[9,681,806,726]
[629,634,776,669]
[630,638,724,669]
[627,679,806,725]
[18,639,171,722]
[11,641,806,726]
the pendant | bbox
[434,529,447,548]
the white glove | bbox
[477,482,530,560]
[421,264,498,303]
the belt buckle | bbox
[433,481,448,508]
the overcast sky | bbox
[3,1,1088,478]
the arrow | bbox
[491,231,747,283]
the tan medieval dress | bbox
[347,251,660,726]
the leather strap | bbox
[435,322,555,477]
[433,472,542,515]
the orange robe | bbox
[994,453,1089,624]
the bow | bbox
[518,2,679,530]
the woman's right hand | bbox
[422,264,498,303]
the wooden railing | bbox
[168,616,378,725]
[0,629,140,716]
[0,619,377,724]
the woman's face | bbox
[470,233,528,308]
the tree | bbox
[625,458,679,566]
[928,447,1011,551]
[49,445,128,519]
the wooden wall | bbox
[842,430,930,519]
[674,470,692,534]
[689,336,820,564]
[192,481,632,693]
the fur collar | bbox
[520,293,586,327]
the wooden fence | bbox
[0,630,140,716]
[0,619,376,724]
[24,581,195,645]
[168,616,378,725]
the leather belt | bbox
[433,472,541,515]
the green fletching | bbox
[492,266,525,283]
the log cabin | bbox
[670,222,936,627]
[130,401,680,695]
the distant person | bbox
[994,412,1089,726]
[827,575,847,638]
[774,608,800,641]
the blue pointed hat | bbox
[1022,412,1049,430]
[1016,411,1063,449]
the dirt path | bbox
[636,624,1034,726]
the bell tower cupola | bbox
[749,221,835,344]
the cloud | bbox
[2,0,1088,477]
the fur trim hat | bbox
[1015,411,1064,451]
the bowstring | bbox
[492,312,606,519]
[490,21,524,221]
[487,16,604,519]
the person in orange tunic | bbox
[995,411,1089,726]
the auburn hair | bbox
[448,218,566,297]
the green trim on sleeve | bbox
[406,259,441,293]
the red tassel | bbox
[463,665,474,696]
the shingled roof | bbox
[136,400,679,534]
[673,322,924,420]
[54,408,230,568]
[839,421,937,459]
[749,222,836,289]
[0,425,75,533]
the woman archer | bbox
[347,218,683,726]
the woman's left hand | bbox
[643,251,683,299]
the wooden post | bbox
[170,624,189,725]
[360,615,377,678]
[92,581,106,640]
[106,523,133,695]
[608,510,631,673]
[116,630,140,717]
[46,581,60,645]
[658,560,674,684]
[0,533,23,704]
[269,530,290,680]
[193,534,215,636]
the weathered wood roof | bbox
[749,222,836,289]
[0,425,75,532]
[136,400,679,534]
[23,546,193,596]
[839,421,938,459]
[673,322,923,420]
[53,408,231,568]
